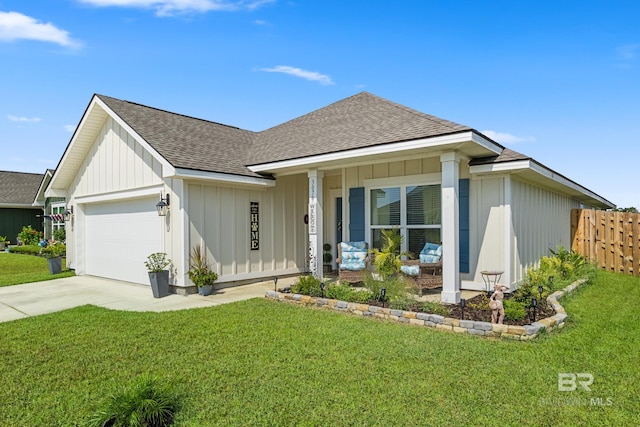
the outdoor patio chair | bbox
[400,242,443,295]
[336,241,370,283]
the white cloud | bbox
[260,65,334,85]
[481,130,535,144]
[0,11,81,47]
[78,0,275,16]
[7,115,41,123]
[617,44,639,60]
[64,124,76,132]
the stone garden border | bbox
[265,278,588,340]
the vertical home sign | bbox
[250,202,259,250]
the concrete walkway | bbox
[0,275,297,323]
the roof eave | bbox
[46,95,177,198]
[248,130,503,174]
[470,160,615,209]
[173,168,275,187]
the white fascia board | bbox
[469,160,531,174]
[470,160,613,207]
[527,161,613,206]
[173,168,276,187]
[470,132,504,155]
[33,170,53,206]
[74,184,164,205]
[92,97,176,178]
[248,131,479,173]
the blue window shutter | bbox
[349,187,365,241]
[459,179,470,273]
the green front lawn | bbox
[0,270,638,426]
[0,252,75,287]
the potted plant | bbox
[188,245,218,296]
[41,242,66,274]
[144,252,172,298]
[0,236,6,251]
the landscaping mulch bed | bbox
[368,294,556,326]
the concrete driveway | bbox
[0,275,293,323]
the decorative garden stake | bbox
[320,281,325,298]
[274,276,278,291]
[531,297,538,322]
[381,287,386,308]
[460,298,466,320]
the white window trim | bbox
[51,202,66,232]
[364,173,442,252]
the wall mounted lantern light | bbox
[63,206,74,222]
[156,193,170,217]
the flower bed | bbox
[265,278,587,340]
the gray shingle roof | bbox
[97,95,262,178]
[468,148,531,166]
[96,92,473,177]
[0,170,44,205]
[250,92,472,165]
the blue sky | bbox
[1,0,638,208]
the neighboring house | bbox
[45,92,613,302]
[32,169,67,240]
[0,170,45,244]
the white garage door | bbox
[84,197,162,285]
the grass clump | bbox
[87,374,178,427]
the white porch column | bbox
[440,152,460,304]
[308,170,324,278]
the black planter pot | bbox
[148,271,170,298]
[48,257,62,274]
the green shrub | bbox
[389,294,416,311]
[515,246,595,304]
[362,273,416,302]
[420,301,450,316]
[17,225,43,246]
[369,228,411,279]
[40,242,66,259]
[325,282,373,302]
[291,275,323,297]
[52,227,66,242]
[466,292,491,310]
[503,300,527,321]
[8,245,41,256]
[87,374,178,427]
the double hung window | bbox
[369,184,441,256]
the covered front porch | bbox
[249,131,504,304]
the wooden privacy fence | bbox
[571,209,640,276]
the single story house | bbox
[45,92,613,302]
[0,170,45,244]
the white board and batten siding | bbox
[67,117,166,284]
[471,175,584,289]
[510,177,582,284]
[187,174,308,284]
